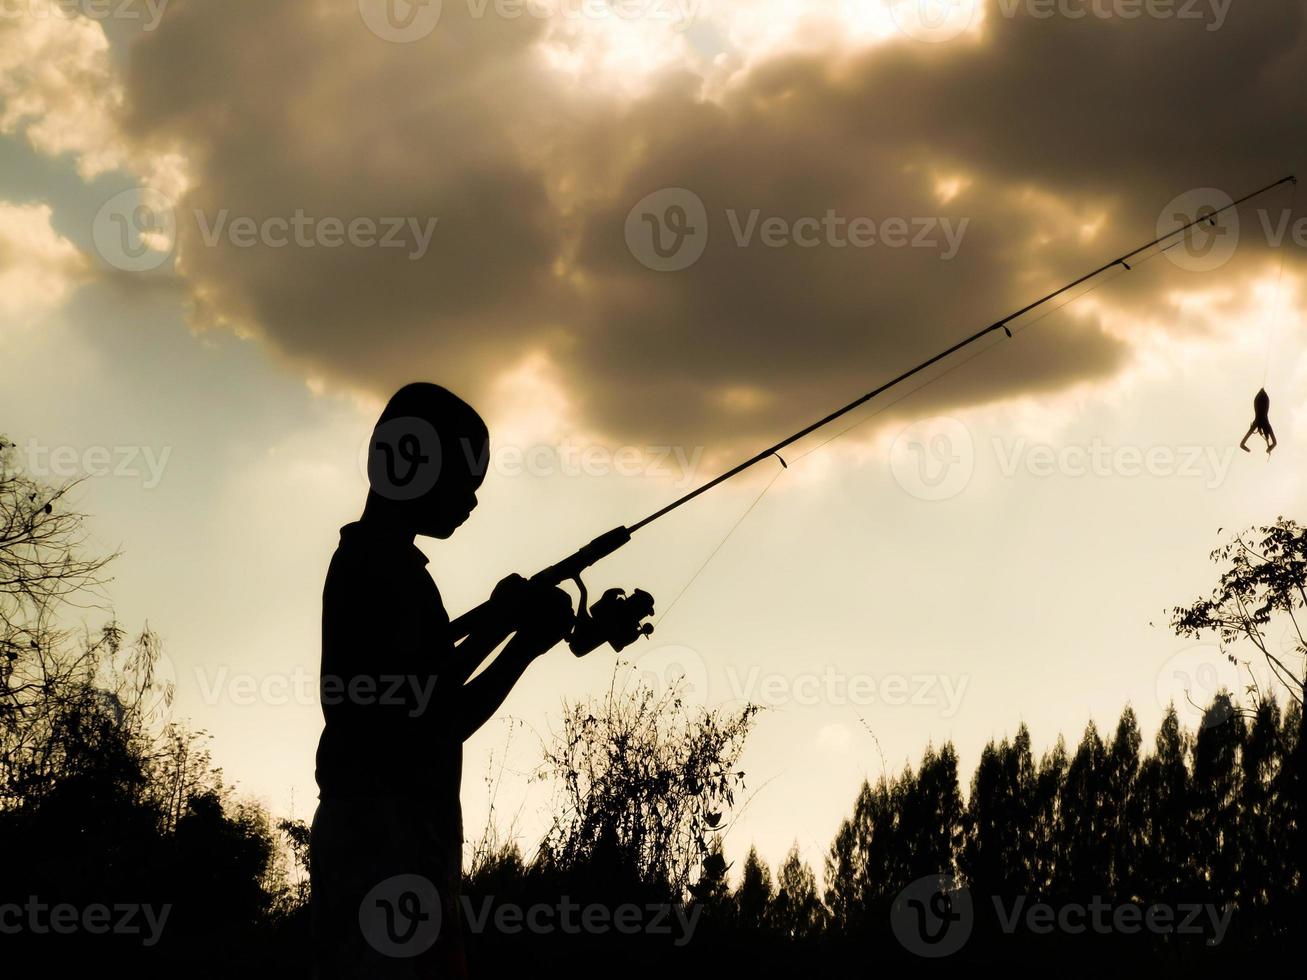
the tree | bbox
[1053,721,1111,900]
[1172,519,1307,883]
[961,729,1038,899]
[1121,708,1191,903]
[0,431,298,969]
[824,773,902,933]
[735,846,774,931]
[771,844,825,940]
[535,675,758,900]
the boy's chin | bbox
[421,515,467,539]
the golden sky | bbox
[2,0,1306,874]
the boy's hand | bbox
[489,573,532,627]
[490,574,576,649]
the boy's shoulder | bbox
[322,524,450,639]
[325,523,436,595]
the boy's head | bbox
[365,382,489,538]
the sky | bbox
[2,0,1307,880]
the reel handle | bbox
[566,581,655,657]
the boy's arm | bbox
[452,583,574,741]
[439,573,537,688]
[453,633,554,741]
[443,621,514,689]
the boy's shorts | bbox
[310,795,466,979]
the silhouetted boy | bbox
[310,383,574,978]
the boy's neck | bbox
[358,499,417,544]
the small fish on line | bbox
[1240,388,1278,456]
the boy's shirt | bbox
[314,522,462,833]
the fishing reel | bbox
[566,575,655,657]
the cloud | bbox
[0,2,127,177]
[91,0,1307,447]
[0,201,86,323]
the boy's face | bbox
[416,441,487,539]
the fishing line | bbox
[653,256,1137,630]
[1263,178,1298,385]
[650,210,1272,631]
[448,175,1297,652]
[652,465,785,629]
[788,260,1136,466]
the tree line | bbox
[4,431,1303,976]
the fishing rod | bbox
[451,174,1297,656]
